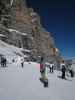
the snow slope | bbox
[0,40,24,63]
[0,62,75,100]
[0,40,75,100]
[0,40,23,56]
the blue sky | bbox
[27,0,75,59]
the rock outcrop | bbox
[0,0,63,64]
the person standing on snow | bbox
[40,56,48,87]
[1,56,4,67]
[69,66,74,78]
[60,61,66,79]
[45,62,54,73]
[1,56,7,67]
[49,62,54,73]
[20,57,24,68]
[40,56,44,73]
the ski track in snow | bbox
[0,62,75,100]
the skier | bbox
[49,62,54,73]
[1,56,3,67]
[40,56,44,73]
[12,58,15,63]
[60,61,66,79]
[1,56,7,67]
[40,56,48,87]
[20,57,24,68]
[3,57,7,67]
[69,67,74,78]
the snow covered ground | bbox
[0,40,23,57]
[0,40,27,63]
[0,40,75,100]
[0,62,75,100]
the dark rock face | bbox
[0,0,63,63]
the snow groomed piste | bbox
[0,61,75,100]
[0,40,75,100]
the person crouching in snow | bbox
[40,57,48,87]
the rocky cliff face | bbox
[0,0,63,63]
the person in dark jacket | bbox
[69,67,74,78]
[1,56,4,67]
[60,61,66,79]
[1,56,7,67]
[20,57,24,68]
[3,58,7,67]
